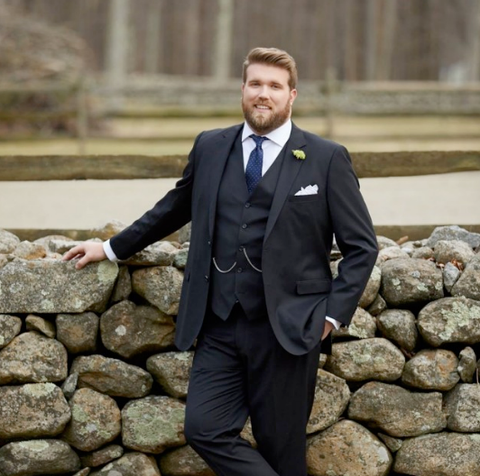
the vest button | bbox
[245,202,251,208]
[207,240,211,246]
[237,267,243,273]
[242,223,248,229]
[238,246,244,252]
[204,275,209,282]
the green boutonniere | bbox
[292,149,306,160]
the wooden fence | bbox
[1,151,479,241]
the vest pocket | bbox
[296,279,331,295]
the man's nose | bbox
[258,86,269,98]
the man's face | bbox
[242,63,297,135]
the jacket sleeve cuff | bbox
[326,316,342,330]
[103,240,119,262]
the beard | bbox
[242,98,292,135]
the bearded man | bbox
[64,47,378,476]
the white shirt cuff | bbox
[103,240,119,262]
[326,316,341,330]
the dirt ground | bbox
[1,172,479,230]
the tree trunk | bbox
[212,0,234,80]
[470,0,480,80]
[105,0,130,109]
[145,0,162,74]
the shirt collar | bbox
[242,120,292,147]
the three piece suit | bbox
[109,121,378,475]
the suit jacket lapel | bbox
[207,124,243,238]
[264,124,307,244]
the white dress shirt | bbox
[104,120,341,331]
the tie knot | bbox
[250,134,268,147]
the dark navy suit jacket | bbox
[110,123,378,355]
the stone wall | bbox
[0,224,480,476]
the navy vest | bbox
[210,131,284,320]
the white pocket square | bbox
[294,184,318,196]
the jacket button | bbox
[242,223,248,229]
[237,267,243,273]
[245,202,251,208]
[204,275,209,282]
[207,240,211,246]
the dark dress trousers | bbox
[109,123,378,475]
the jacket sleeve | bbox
[325,146,378,325]
[109,133,201,260]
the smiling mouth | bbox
[255,105,271,111]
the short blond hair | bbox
[242,47,298,90]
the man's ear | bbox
[290,88,298,103]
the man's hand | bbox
[62,242,107,270]
[321,320,334,341]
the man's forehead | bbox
[244,63,290,84]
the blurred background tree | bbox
[2,0,479,82]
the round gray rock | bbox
[332,307,377,339]
[71,354,152,398]
[25,314,56,338]
[0,259,118,313]
[100,300,175,359]
[443,261,461,292]
[394,432,480,476]
[412,246,435,260]
[90,452,161,476]
[401,349,460,391]
[0,383,70,439]
[451,253,480,300]
[376,309,418,352]
[56,312,99,354]
[173,247,189,270]
[367,293,387,316]
[458,346,477,383]
[325,338,405,382]
[90,220,127,240]
[307,369,350,434]
[377,236,399,250]
[110,265,132,303]
[122,395,186,454]
[62,372,78,400]
[434,239,475,265]
[12,241,47,260]
[348,381,446,437]
[445,384,480,432]
[0,331,68,384]
[0,439,81,476]
[147,351,194,399]
[380,257,444,306]
[62,388,121,452]
[0,229,20,254]
[359,266,381,308]
[120,241,177,266]
[0,314,21,349]
[376,246,410,265]
[132,266,184,315]
[377,433,403,453]
[417,296,480,346]
[80,444,124,468]
[306,419,392,476]
[159,444,215,476]
[426,225,480,249]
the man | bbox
[64,47,378,476]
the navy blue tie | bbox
[245,134,268,195]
